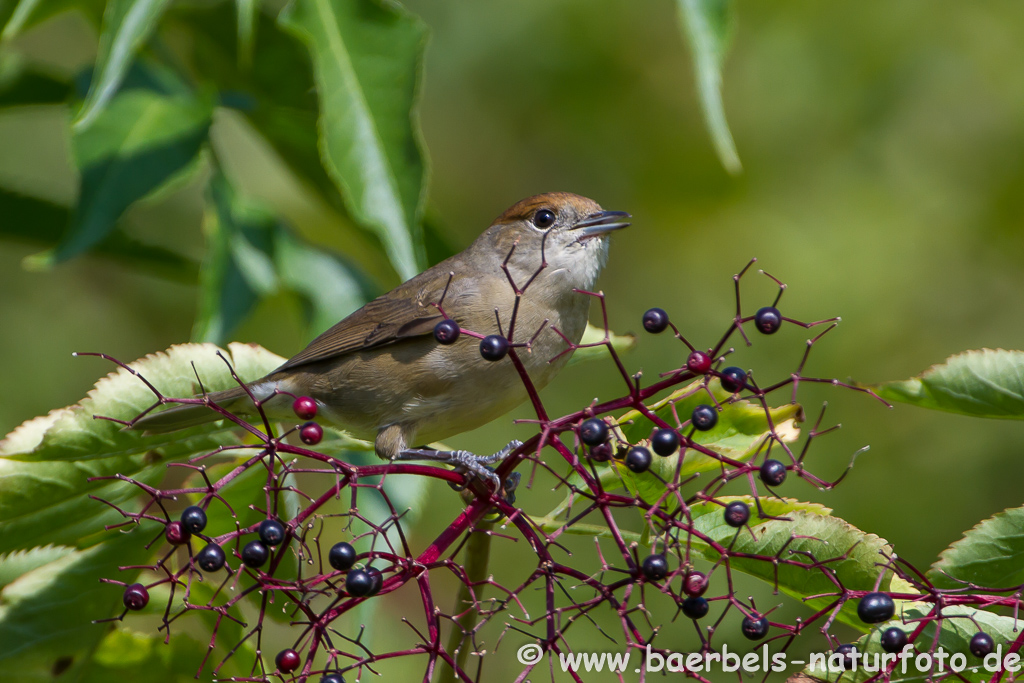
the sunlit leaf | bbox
[868,349,1024,419]
[73,0,172,129]
[279,0,428,280]
[929,504,1024,589]
[676,0,741,174]
[567,323,637,366]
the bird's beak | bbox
[572,210,632,239]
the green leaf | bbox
[0,58,71,105]
[0,545,75,589]
[279,0,428,280]
[567,323,637,366]
[0,342,284,554]
[676,0,741,174]
[236,0,260,68]
[1,188,199,282]
[928,504,1024,590]
[868,348,1024,419]
[27,89,214,269]
[0,531,152,679]
[73,0,172,130]
[688,496,893,631]
[805,604,1020,683]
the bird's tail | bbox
[129,386,251,433]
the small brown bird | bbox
[135,192,629,480]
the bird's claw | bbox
[396,440,523,496]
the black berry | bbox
[642,307,669,334]
[682,596,709,620]
[970,632,995,657]
[259,519,287,547]
[724,501,750,528]
[687,351,712,375]
[122,583,149,611]
[625,446,652,473]
[589,442,613,462]
[579,418,609,447]
[196,543,226,572]
[741,614,770,640]
[479,335,509,361]
[691,404,718,431]
[759,459,787,487]
[835,643,858,670]
[321,674,346,683]
[241,540,269,568]
[857,592,895,624]
[293,396,317,420]
[180,505,207,535]
[641,553,668,581]
[719,366,747,393]
[328,542,357,571]
[683,571,708,597]
[299,421,323,445]
[433,319,460,345]
[650,428,679,456]
[880,627,908,653]
[165,521,191,546]
[366,566,384,596]
[346,568,375,597]
[276,648,301,673]
[754,306,782,334]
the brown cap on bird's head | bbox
[493,192,603,225]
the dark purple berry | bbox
[651,428,680,456]
[433,319,461,345]
[479,335,509,361]
[835,643,858,670]
[366,566,384,596]
[642,307,669,334]
[259,519,286,547]
[682,596,709,619]
[165,521,191,546]
[754,306,782,334]
[300,421,323,445]
[683,571,708,597]
[880,627,908,653]
[589,442,613,462]
[321,675,346,683]
[687,351,712,375]
[741,614,770,640]
[579,418,609,447]
[641,553,668,581]
[857,592,895,624]
[724,501,750,528]
[293,396,317,420]
[196,543,226,572]
[180,505,207,535]
[275,648,301,673]
[122,583,149,611]
[970,632,995,657]
[328,542,357,571]
[346,568,375,597]
[719,366,747,393]
[759,459,787,487]
[691,404,717,431]
[625,446,652,473]
[241,540,269,568]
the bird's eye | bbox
[533,209,556,229]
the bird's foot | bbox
[396,440,524,494]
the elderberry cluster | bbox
[90,259,1014,683]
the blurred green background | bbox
[2,0,1023,679]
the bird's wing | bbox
[272,273,449,372]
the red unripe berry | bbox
[123,583,149,611]
[165,521,191,545]
[300,421,323,445]
[276,648,301,673]
[293,396,317,420]
[687,350,712,375]
[683,570,708,597]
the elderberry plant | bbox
[2,261,1024,683]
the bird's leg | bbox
[395,440,524,492]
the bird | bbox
[133,192,630,482]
